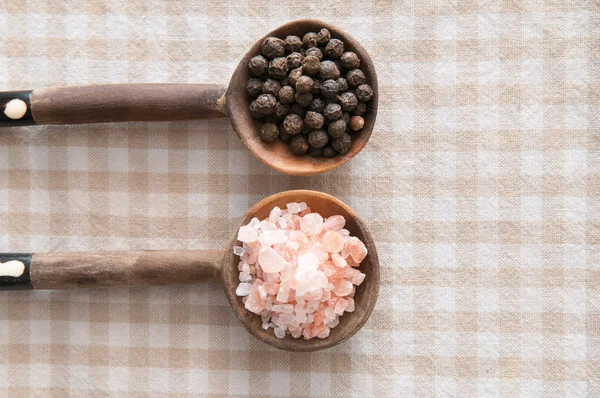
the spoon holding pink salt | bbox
[0,190,379,352]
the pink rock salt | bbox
[323,231,345,253]
[233,202,368,340]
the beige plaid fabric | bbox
[0,0,598,396]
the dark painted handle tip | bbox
[0,91,36,127]
[0,253,33,290]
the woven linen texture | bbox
[0,0,598,396]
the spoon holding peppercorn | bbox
[0,19,377,176]
[0,190,379,352]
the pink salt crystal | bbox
[263,281,280,295]
[276,282,290,303]
[334,298,348,315]
[280,264,293,282]
[320,290,331,303]
[259,230,288,247]
[339,229,350,237]
[346,256,360,268]
[236,283,252,296]
[258,285,268,301]
[305,300,319,313]
[260,220,278,231]
[269,206,281,223]
[352,271,366,286]
[239,271,252,282]
[300,213,324,236]
[289,230,308,245]
[321,261,338,277]
[313,311,324,326]
[258,247,286,273]
[311,242,330,262]
[249,217,261,229]
[331,253,348,268]
[346,298,355,312]
[298,206,312,217]
[249,265,256,275]
[316,324,330,339]
[287,202,307,214]
[287,215,301,230]
[324,307,336,322]
[328,317,340,328]
[289,326,303,338]
[333,267,354,279]
[323,231,345,253]
[347,237,368,263]
[233,246,245,256]
[263,272,280,282]
[274,327,285,339]
[242,297,247,304]
[237,225,259,243]
[303,289,322,301]
[349,286,356,298]
[279,313,295,324]
[302,326,315,340]
[245,284,265,314]
[297,252,319,272]
[272,304,294,314]
[324,215,345,231]
[332,280,354,296]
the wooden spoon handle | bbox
[1,84,227,127]
[0,250,223,290]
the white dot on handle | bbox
[4,99,28,120]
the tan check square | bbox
[0,0,598,396]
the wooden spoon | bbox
[0,19,378,176]
[0,190,379,351]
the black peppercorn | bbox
[346,69,366,88]
[290,103,305,117]
[316,28,331,45]
[323,103,342,120]
[311,79,322,95]
[308,129,329,148]
[322,145,336,157]
[324,38,344,59]
[309,98,325,113]
[255,94,276,115]
[305,47,323,61]
[262,79,281,97]
[320,79,338,98]
[260,122,279,142]
[268,57,288,79]
[304,111,325,129]
[248,55,268,77]
[349,116,364,131]
[280,131,293,143]
[296,75,314,94]
[339,92,358,111]
[342,112,351,125]
[282,113,304,135]
[320,61,340,81]
[249,100,263,119]
[262,37,285,59]
[355,84,373,102]
[308,146,323,157]
[280,78,290,87]
[279,86,295,104]
[290,134,310,154]
[302,32,318,48]
[328,119,346,138]
[340,51,360,69]
[245,78,263,97]
[301,55,321,76]
[284,35,302,53]
[294,92,313,107]
[273,102,290,120]
[332,133,351,154]
[336,77,349,93]
[353,102,367,116]
[325,95,340,104]
[286,52,303,69]
[288,67,303,86]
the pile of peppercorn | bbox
[246,28,374,157]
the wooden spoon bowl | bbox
[226,19,379,176]
[221,190,380,351]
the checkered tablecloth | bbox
[0,0,598,396]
